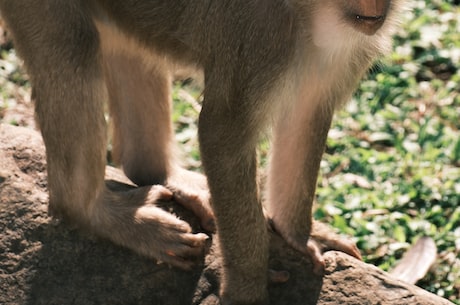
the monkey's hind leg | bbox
[101,49,213,266]
[103,46,214,231]
[1,2,208,269]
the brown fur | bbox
[0,0,402,304]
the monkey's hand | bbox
[166,168,216,232]
[93,184,209,270]
[268,218,362,275]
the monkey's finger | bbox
[160,234,209,269]
[311,226,363,261]
[174,233,209,256]
[306,240,326,275]
[324,240,362,261]
[164,232,208,257]
[348,246,362,261]
[181,232,210,247]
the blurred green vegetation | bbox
[0,0,459,303]
[316,1,460,302]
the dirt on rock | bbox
[0,123,454,305]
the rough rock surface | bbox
[0,124,453,305]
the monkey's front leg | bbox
[199,94,269,304]
[266,93,361,274]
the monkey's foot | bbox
[166,168,216,232]
[93,184,209,270]
[269,219,361,274]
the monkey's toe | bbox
[269,218,362,274]
[306,221,362,273]
[158,232,209,270]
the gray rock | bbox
[0,124,453,305]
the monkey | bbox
[0,0,403,304]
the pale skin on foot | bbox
[0,0,403,303]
